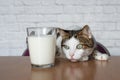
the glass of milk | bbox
[27,27,56,68]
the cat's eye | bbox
[63,45,69,50]
[76,44,82,49]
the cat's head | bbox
[57,25,96,62]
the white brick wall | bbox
[0,0,120,56]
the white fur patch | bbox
[79,56,89,61]
[62,37,83,60]
[57,36,94,61]
[94,51,109,60]
[62,37,91,61]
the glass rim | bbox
[27,27,56,30]
[26,27,56,36]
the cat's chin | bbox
[70,59,78,62]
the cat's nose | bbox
[69,53,74,57]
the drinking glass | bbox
[27,27,56,68]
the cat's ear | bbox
[57,28,69,38]
[81,25,92,38]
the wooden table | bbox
[0,56,120,80]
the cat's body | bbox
[56,25,110,62]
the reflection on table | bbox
[31,58,109,80]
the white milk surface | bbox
[28,35,56,65]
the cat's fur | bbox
[56,25,110,62]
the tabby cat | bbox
[56,25,110,62]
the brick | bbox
[5,32,26,40]
[60,23,83,29]
[72,15,84,22]
[77,0,96,5]
[103,6,116,14]
[16,15,43,22]
[76,6,94,13]
[89,23,104,31]
[0,7,9,14]
[96,0,109,5]
[0,6,25,15]
[0,42,8,49]
[57,14,84,23]
[64,24,84,30]
[0,49,9,56]
[0,16,4,23]
[14,0,41,6]
[37,22,82,29]
[94,14,117,22]
[107,47,120,55]
[7,40,26,49]
[115,40,120,47]
[36,22,63,27]
[83,14,95,22]
[63,6,77,14]
[0,15,17,23]
[103,23,116,30]
[11,7,25,15]
[18,23,36,32]
[93,31,120,40]
[76,5,104,14]
[117,6,120,13]
[116,23,120,30]
[24,6,63,14]
[56,0,77,5]
[40,6,63,14]
[43,15,57,22]
[0,32,5,41]
[94,6,103,13]
[0,0,14,6]
[56,0,96,5]
[0,23,20,32]
[0,42,10,55]
[91,22,116,31]
[116,14,120,22]
[23,6,41,14]
[98,40,115,47]
[41,0,56,5]
[57,14,73,22]
[8,49,25,56]
[96,0,120,5]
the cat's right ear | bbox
[56,28,69,38]
[82,25,92,38]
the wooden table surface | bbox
[0,56,120,80]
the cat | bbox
[56,25,110,62]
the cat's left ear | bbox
[82,25,92,38]
[56,28,69,38]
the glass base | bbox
[32,63,54,68]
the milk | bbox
[28,35,56,65]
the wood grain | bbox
[0,56,120,80]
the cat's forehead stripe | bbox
[65,30,80,38]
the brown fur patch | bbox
[76,36,94,49]
[58,25,95,49]
[76,25,95,48]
